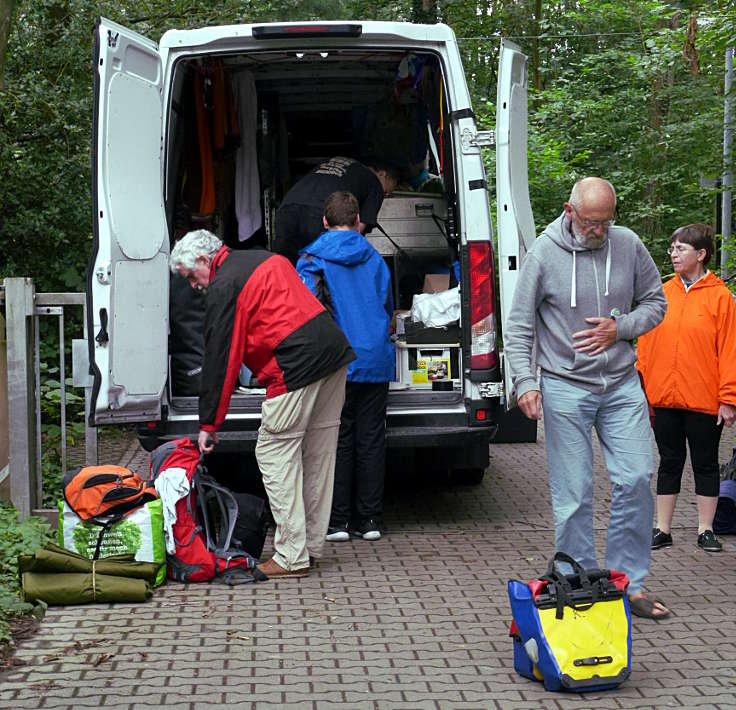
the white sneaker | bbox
[326,524,349,542]
[354,519,381,541]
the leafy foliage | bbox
[0,502,53,644]
[1,0,733,289]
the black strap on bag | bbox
[540,552,601,619]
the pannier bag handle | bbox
[541,552,599,619]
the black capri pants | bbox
[652,407,723,497]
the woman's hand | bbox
[717,403,736,427]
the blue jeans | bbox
[541,372,654,594]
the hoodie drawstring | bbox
[570,239,611,307]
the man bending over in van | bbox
[297,192,395,541]
[170,230,355,579]
[273,156,399,265]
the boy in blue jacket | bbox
[297,191,395,541]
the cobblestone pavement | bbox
[1,423,735,709]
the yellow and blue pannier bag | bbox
[508,552,631,692]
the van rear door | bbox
[87,17,168,424]
[495,39,535,407]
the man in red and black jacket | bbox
[170,230,355,579]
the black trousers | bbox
[331,381,389,526]
[272,204,325,266]
[653,407,723,497]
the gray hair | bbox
[169,229,222,273]
[569,178,617,209]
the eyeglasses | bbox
[667,244,699,256]
[571,204,615,229]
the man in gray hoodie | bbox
[505,177,669,620]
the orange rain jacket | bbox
[637,271,736,416]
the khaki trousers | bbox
[255,366,348,570]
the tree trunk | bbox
[412,0,436,24]
[0,0,15,91]
[532,0,543,92]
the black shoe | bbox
[325,523,349,542]
[350,519,381,541]
[651,528,673,549]
[697,529,722,552]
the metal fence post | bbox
[0,309,9,499]
[4,277,38,516]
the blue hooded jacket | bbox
[297,230,395,383]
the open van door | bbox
[87,17,168,424]
[495,39,535,408]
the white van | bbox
[85,18,534,482]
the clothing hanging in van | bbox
[232,70,262,242]
[194,67,215,215]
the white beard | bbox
[572,221,608,249]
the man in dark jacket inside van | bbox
[297,191,395,542]
[273,156,399,265]
[169,230,355,579]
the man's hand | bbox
[572,316,617,355]
[518,390,542,420]
[198,429,217,454]
[717,403,736,428]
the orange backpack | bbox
[63,465,158,522]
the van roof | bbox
[159,20,457,50]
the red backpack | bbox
[149,438,265,585]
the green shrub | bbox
[0,502,53,644]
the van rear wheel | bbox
[449,467,485,485]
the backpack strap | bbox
[195,473,241,556]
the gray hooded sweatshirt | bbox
[504,212,666,400]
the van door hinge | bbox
[461,128,495,153]
[96,263,111,285]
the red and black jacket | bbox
[199,247,355,433]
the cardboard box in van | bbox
[423,274,450,294]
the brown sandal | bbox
[629,593,670,620]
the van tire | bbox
[449,467,485,486]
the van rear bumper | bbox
[385,425,495,449]
[137,414,498,453]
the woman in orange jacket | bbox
[637,224,736,553]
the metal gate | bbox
[1,278,98,518]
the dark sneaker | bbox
[326,523,349,542]
[351,519,381,541]
[697,529,723,552]
[651,528,673,549]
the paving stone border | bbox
[2,424,735,709]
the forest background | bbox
[0,0,734,292]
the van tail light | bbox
[468,242,498,370]
[252,24,362,39]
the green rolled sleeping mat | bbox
[19,543,162,605]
